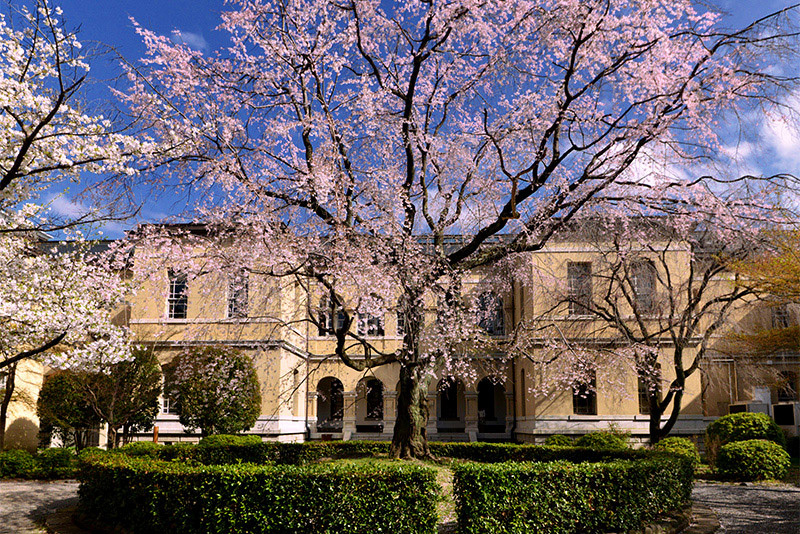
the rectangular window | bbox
[567,262,592,316]
[396,310,405,337]
[358,313,384,336]
[167,270,188,319]
[777,371,798,402]
[161,396,178,415]
[477,292,505,336]
[631,261,656,314]
[572,371,597,415]
[637,365,661,415]
[227,272,249,318]
[318,297,347,336]
[772,304,791,329]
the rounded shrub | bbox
[575,431,628,450]
[544,434,574,447]
[651,437,700,467]
[716,439,790,481]
[0,449,38,478]
[705,412,786,464]
[198,434,262,447]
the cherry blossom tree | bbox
[0,0,151,229]
[518,212,767,444]
[121,0,799,457]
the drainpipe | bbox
[304,284,312,442]
[509,280,519,442]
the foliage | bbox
[544,434,574,447]
[78,454,439,534]
[79,347,162,448]
[37,372,101,449]
[0,449,38,478]
[116,441,164,457]
[36,447,77,478]
[651,437,700,467]
[0,447,77,479]
[716,439,791,481]
[166,347,261,436]
[110,440,681,467]
[198,434,263,447]
[705,412,786,464]
[453,457,693,534]
[121,0,800,458]
[575,432,629,450]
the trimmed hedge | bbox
[716,439,791,481]
[109,439,675,466]
[0,449,38,478]
[651,437,700,467]
[705,413,786,464]
[544,434,574,447]
[79,454,439,534]
[453,456,693,534]
[0,448,77,479]
[574,431,628,450]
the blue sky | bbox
[34,1,800,236]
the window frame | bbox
[567,261,592,317]
[167,270,188,320]
[227,271,249,319]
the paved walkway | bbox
[692,482,800,534]
[0,480,79,534]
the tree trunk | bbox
[390,364,432,459]
[0,363,18,450]
[106,426,118,449]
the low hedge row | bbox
[79,454,439,534]
[114,439,662,465]
[453,456,694,534]
[0,448,77,479]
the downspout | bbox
[509,280,519,442]
[304,284,312,442]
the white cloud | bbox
[44,194,127,237]
[170,30,209,52]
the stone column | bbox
[383,390,397,437]
[505,392,514,433]
[307,391,318,434]
[426,392,438,438]
[342,391,357,440]
[465,392,479,441]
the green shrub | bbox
[77,447,106,462]
[716,439,791,481]
[544,434,574,447]
[0,449,38,478]
[198,434,263,447]
[575,431,629,450]
[79,454,439,534]
[116,441,163,457]
[453,456,693,534]
[705,413,786,464]
[36,448,76,478]
[652,437,700,467]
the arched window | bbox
[317,377,344,431]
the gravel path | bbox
[0,480,79,534]
[692,482,800,534]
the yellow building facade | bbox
[115,228,800,446]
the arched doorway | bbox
[317,377,344,431]
[356,377,384,433]
[477,377,506,433]
[437,377,465,433]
